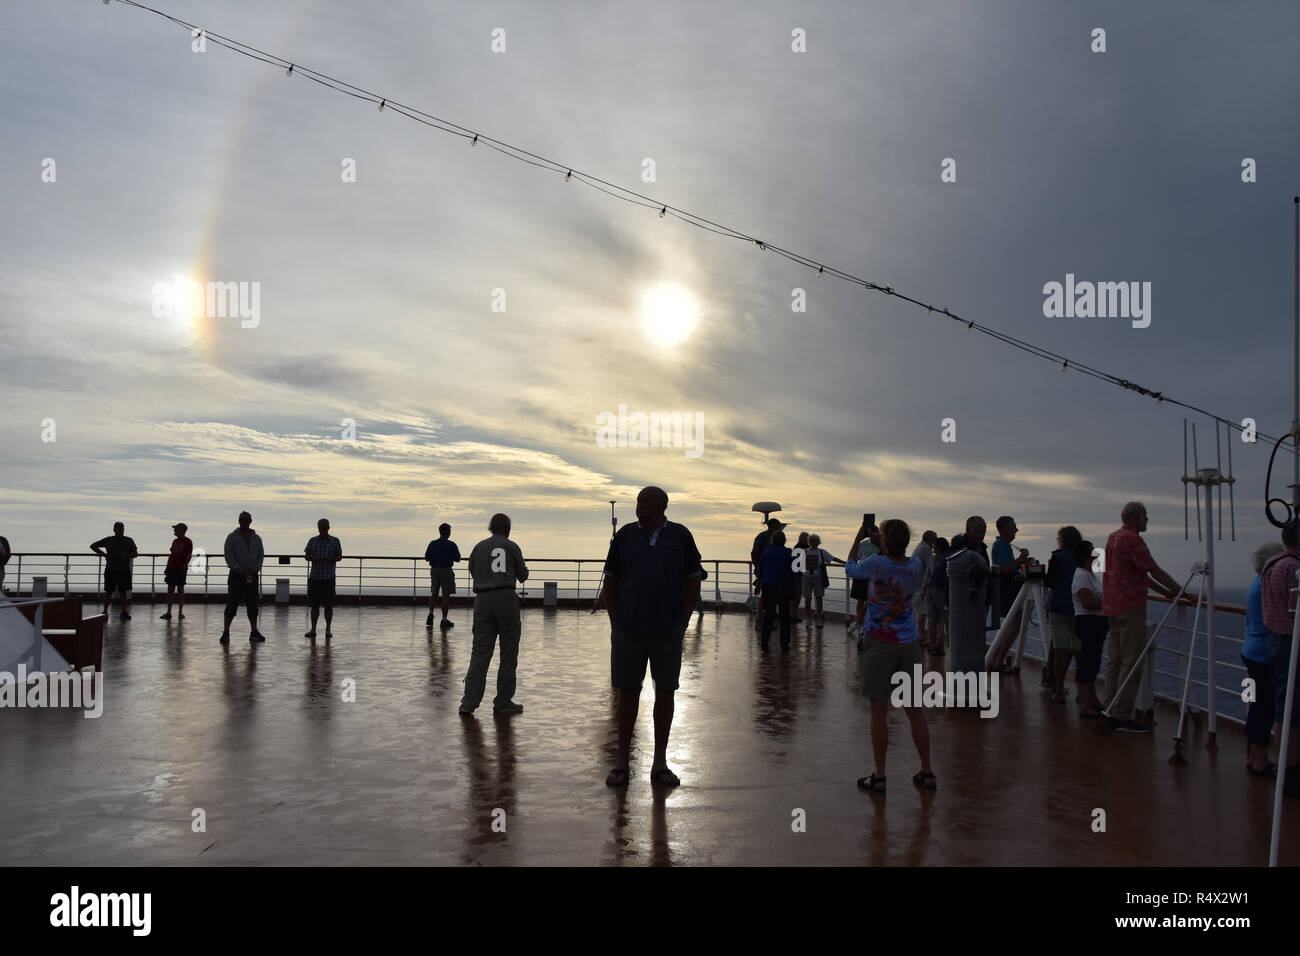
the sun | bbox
[640,282,700,347]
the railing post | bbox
[412,558,417,603]
[358,557,363,604]
[64,555,70,596]
[713,560,721,607]
[576,561,581,603]
[15,555,21,596]
[151,555,156,601]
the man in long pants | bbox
[459,513,529,717]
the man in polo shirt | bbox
[424,523,462,629]
[304,517,343,641]
[91,522,139,620]
[1261,520,1300,795]
[459,513,529,717]
[990,515,1031,676]
[598,486,702,788]
[1100,501,1183,733]
[222,511,266,645]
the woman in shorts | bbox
[845,519,936,793]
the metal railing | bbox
[1,551,1249,727]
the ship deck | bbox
[1,603,1293,866]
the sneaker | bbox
[458,707,474,717]
[160,612,172,620]
[219,632,230,645]
[425,613,434,627]
[178,612,185,619]
[493,702,524,715]
[440,618,454,629]
[249,631,266,643]
[1114,719,1150,734]
[120,613,131,621]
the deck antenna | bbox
[1271,197,1300,867]
[1166,416,1233,761]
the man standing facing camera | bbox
[598,486,703,788]
[222,511,266,645]
[304,518,343,641]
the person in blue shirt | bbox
[1045,526,1082,700]
[1246,541,1283,776]
[844,519,935,792]
[990,515,1031,676]
[758,531,795,651]
[424,524,462,628]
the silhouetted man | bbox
[304,518,343,641]
[599,486,702,787]
[424,523,462,629]
[91,522,138,620]
[222,511,266,644]
[459,514,528,716]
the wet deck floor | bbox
[2,603,1295,866]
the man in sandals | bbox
[598,486,702,788]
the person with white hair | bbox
[1100,501,1183,733]
[1245,540,1283,776]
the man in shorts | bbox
[304,517,343,641]
[599,485,702,788]
[222,511,266,645]
[424,523,462,629]
[161,523,194,620]
[91,522,139,620]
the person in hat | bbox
[161,522,194,620]
[750,517,785,631]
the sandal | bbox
[649,767,680,787]
[605,768,630,787]
[857,773,886,793]
[913,771,938,790]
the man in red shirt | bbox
[1101,501,1183,733]
[161,523,194,620]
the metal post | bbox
[1269,565,1300,866]
[64,556,69,597]
[357,557,363,603]
[15,555,21,596]
[1203,468,1217,745]
[150,555,156,601]
[714,560,721,606]
[576,561,581,602]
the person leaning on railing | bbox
[1245,540,1283,777]
[1099,501,1182,734]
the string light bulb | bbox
[564,169,572,181]
[659,206,666,218]
[378,98,385,111]
[286,63,294,77]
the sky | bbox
[2,0,1298,587]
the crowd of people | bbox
[4,494,1300,796]
[753,501,1300,796]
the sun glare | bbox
[640,282,700,347]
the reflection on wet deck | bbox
[1,604,1294,866]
